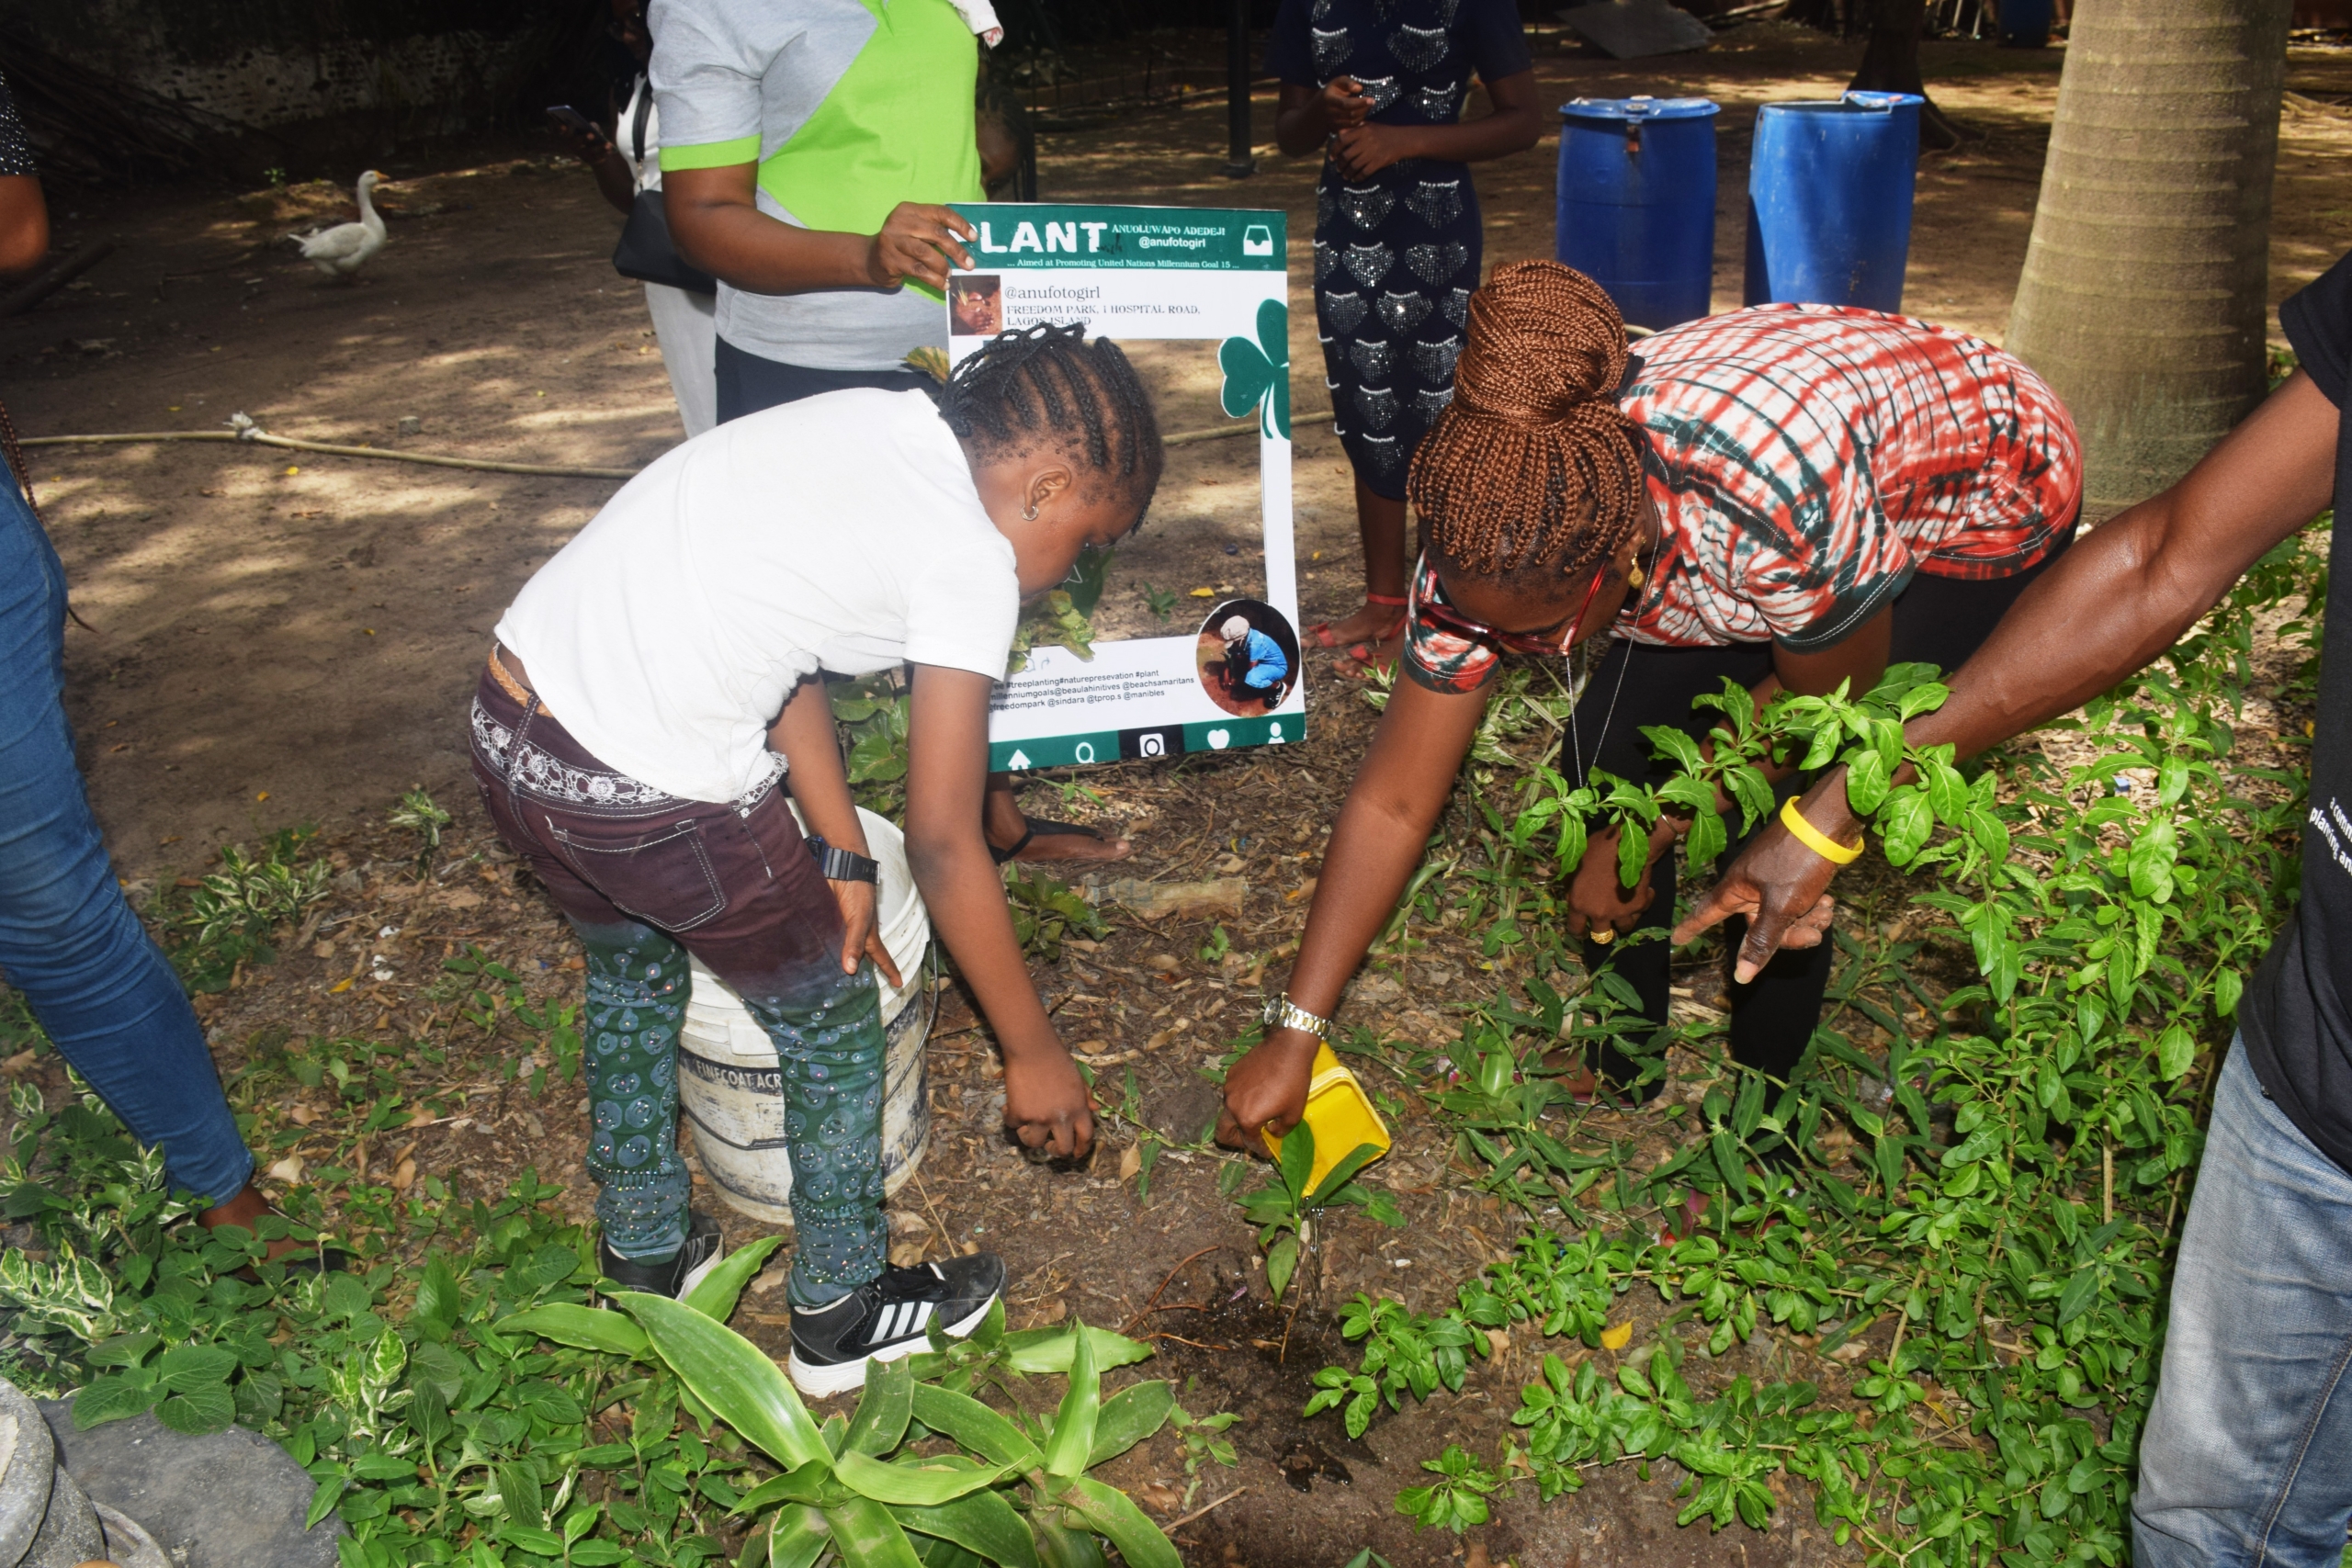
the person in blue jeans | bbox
[0,77,285,1255]
[1678,248,2352,1564]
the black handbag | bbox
[612,80,718,296]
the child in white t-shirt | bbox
[472,324,1161,1395]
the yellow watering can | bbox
[1262,1042,1391,1192]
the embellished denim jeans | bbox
[469,668,887,1303]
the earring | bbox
[1022,502,1039,521]
[1625,565,1644,588]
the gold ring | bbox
[1590,926,1614,945]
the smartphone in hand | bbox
[546,105,601,139]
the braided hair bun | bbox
[1408,261,1648,589]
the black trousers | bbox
[714,335,932,423]
[1574,518,2078,1089]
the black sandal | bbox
[988,816,1111,865]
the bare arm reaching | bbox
[1675,370,2344,980]
[902,663,1094,1159]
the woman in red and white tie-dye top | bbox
[1216,263,2082,1154]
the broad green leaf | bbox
[1277,1122,1316,1205]
[500,1526,565,1555]
[890,1485,1042,1568]
[1879,788,1933,866]
[496,1459,545,1524]
[496,1303,650,1359]
[1086,1382,1174,1469]
[2128,818,2178,902]
[413,1253,461,1341]
[823,1495,925,1568]
[73,1371,163,1428]
[305,1472,347,1531]
[1265,1234,1299,1302]
[1684,808,1726,870]
[1001,1323,1154,1376]
[613,1291,828,1470]
[771,1505,833,1568]
[1306,1142,1385,1210]
[155,1382,236,1437]
[1032,1520,1111,1568]
[1845,748,1891,817]
[909,1383,1045,1471]
[845,1354,915,1457]
[2157,1023,2196,1081]
[1042,1314,1101,1479]
[2216,967,2245,1018]
[834,1447,1007,1506]
[734,1461,850,1515]
[2055,1269,2100,1326]
[155,1343,238,1393]
[1063,1475,1182,1568]
[1615,817,1647,888]
[683,1235,786,1324]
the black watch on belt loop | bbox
[804,834,879,885]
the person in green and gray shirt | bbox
[652,0,1136,869]
[653,0,999,416]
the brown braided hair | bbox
[1408,261,1648,592]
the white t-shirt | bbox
[495,389,1018,803]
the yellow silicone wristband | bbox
[1781,795,1865,864]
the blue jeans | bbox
[0,478,251,1203]
[2133,1038,2352,1566]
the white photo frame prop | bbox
[945,202,1302,773]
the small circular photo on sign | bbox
[1196,599,1300,716]
[948,275,1003,337]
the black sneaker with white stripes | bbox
[787,1253,1006,1397]
[597,1211,726,1300]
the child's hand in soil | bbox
[1003,1046,1096,1159]
[866,201,977,293]
[1215,1025,1317,1152]
[828,878,904,987]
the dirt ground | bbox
[6,19,2352,1568]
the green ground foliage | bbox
[1283,527,2331,1562]
[0,1074,1203,1567]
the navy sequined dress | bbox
[1264,0,1532,500]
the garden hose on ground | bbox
[21,405,1337,476]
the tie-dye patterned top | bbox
[1401,303,2084,693]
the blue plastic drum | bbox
[1743,91,1922,313]
[1555,96,1720,332]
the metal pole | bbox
[1225,0,1255,178]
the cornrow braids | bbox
[1408,262,1648,590]
[937,322,1165,506]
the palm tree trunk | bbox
[2004,0,2293,517]
[1849,0,1963,149]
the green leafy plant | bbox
[388,786,454,868]
[831,673,913,821]
[1139,582,1179,623]
[1010,546,1116,674]
[156,826,334,990]
[1227,1121,1403,1301]
[1003,863,1108,963]
[1305,1295,1487,1438]
[506,1258,1184,1568]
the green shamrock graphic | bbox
[1218,297,1292,440]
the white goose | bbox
[294,170,389,279]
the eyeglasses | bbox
[1418,558,1611,658]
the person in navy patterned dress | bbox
[1265,0,1538,673]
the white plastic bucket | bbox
[677,805,933,1224]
